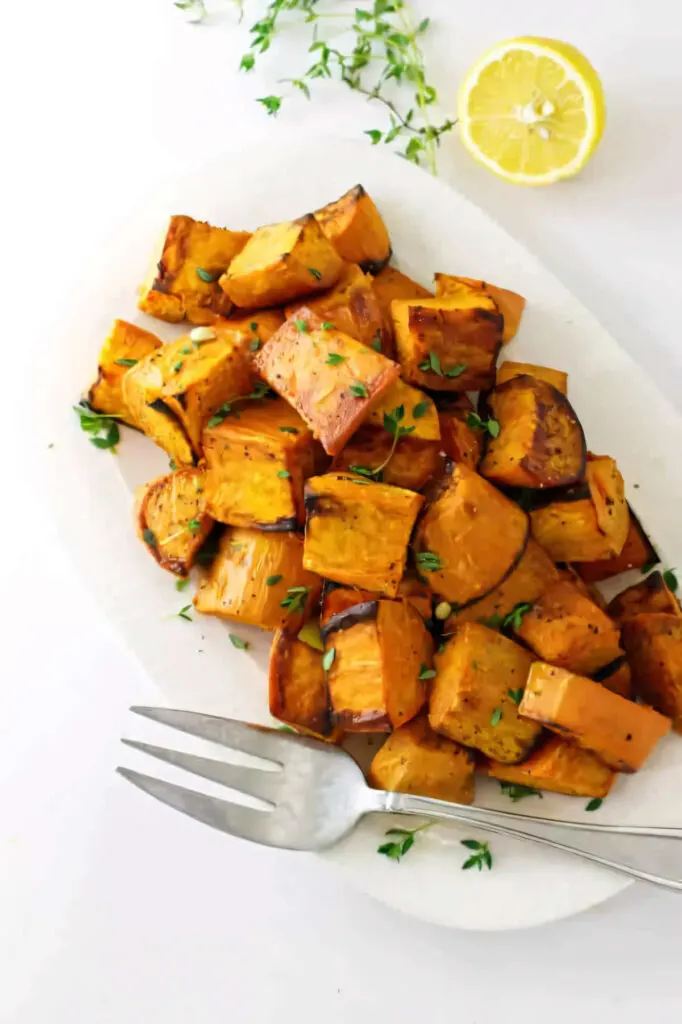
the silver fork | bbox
[118,707,682,892]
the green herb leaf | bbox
[370,335,383,352]
[418,350,442,376]
[322,648,336,671]
[415,550,442,573]
[229,633,249,651]
[419,663,436,680]
[177,605,193,622]
[280,586,311,615]
[350,382,369,398]
[444,362,467,379]
[640,557,660,575]
[73,402,122,452]
[412,401,430,419]
[348,464,376,477]
[503,602,533,632]
[321,321,335,331]
[142,528,157,548]
[507,687,524,707]
[114,357,138,368]
[487,418,501,439]
[308,267,322,281]
[169,459,178,471]
[295,319,308,332]
[500,782,542,803]
[279,426,299,435]
[467,413,501,438]
[664,569,679,593]
[173,360,184,373]
[365,129,383,144]
[266,574,282,587]
[377,821,433,861]
[257,95,282,116]
[195,267,216,283]
[277,470,291,479]
[175,577,190,592]
[325,353,347,365]
[250,338,261,351]
[585,797,604,812]
[490,707,502,727]
[187,518,202,536]
[460,839,493,871]
[240,53,255,72]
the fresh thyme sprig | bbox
[348,403,415,479]
[237,1,456,174]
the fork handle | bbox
[382,792,682,892]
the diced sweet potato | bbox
[303,473,423,597]
[88,319,162,426]
[496,361,568,394]
[429,623,541,763]
[437,394,484,468]
[517,580,623,676]
[434,273,525,344]
[519,662,671,772]
[445,539,560,630]
[285,263,391,355]
[368,715,475,803]
[483,735,615,798]
[576,508,658,583]
[530,456,629,561]
[194,528,321,631]
[608,571,682,624]
[593,655,633,699]
[219,215,343,309]
[269,630,331,735]
[313,184,391,275]
[481,376,586,489]
[138,215,250,324]
[255,308,400,455]
[202,398,316,530]
[326,599,431,731]
[622,613,682,730]
[368,379,440,441]
[332,427,442,491]
[414,463,529,606]
[396,574,433,621]
[372,266,432,319]
[392,291,503,392]
[122,323,254,462]
[136,467,213,576]
[225,309,285,348]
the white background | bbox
[3,0,682,1020]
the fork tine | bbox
[116,767,277,846]
[121,739,280,806]
[129,707,287,765]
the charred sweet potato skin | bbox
[88,319,162,426]
[414,463,530,606]
[269,630,331,735]
[255,308,400,455]
[304,473,423,597]
[496,361,568,394]
[194,528,321,630]
[202,398,315,530]
[136,467,213,576]
[481,376,586,489]
[332,427,442,492]
[392,294,502,392]
[429,623,541,763]
[320,578,431,631]
[519,662,671,771]
[138,215,250,324]
[593,655,633,699]
[576,509,657,583]
[434,273,525,344]
[483,735,615,798]
[622,613,682,730]
[609,571,682,624]
[517,580,623,676]
[313,184,391,274]
[368,715,475,803]
[219,215,343,309]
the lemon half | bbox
[458,37,606,186]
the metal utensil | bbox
[118,708,682,891]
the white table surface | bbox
[3,0,682,1019]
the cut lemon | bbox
[458,37,605,186]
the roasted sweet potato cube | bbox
[516,580,623,676]
[194,528,321,630]
[608,571,681,623]
[202,398,316,530]
[269,630,331,735]
[480,376,585,489]
[438,395,484,468]
[135,467,213,576]
[313,184,391,275]
[332,426,442,492]
[593,656,633,699]
[530,456,629,561]
[225,309,285,349]
[434,273,525,344]
[138,215,250,324]
[483,735,615,798]
[122,323,254,462]
[368,715,475,803]
[326,599,431,731]
[496,361,568,394]
[622,613,682,730]
[285,263,391,355]
[304,474,423,597]
[429,623,541,763]
[88,319,162,426]
[367,379,440,441]
[414,463,529,606]
[519,662,671,771]
[219,215,343,309]
[372,266,432,319]
[445,539,560,630]
[576,508,658,583]
[255,309,400,456]
[392,291,502,392]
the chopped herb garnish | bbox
[500,782,542,803]
[250,338,261,351]
[177,605,193,622]
[250,322,258,332]
[348,464,376,478]
[507,687,524,707]
[73,402,121,452]
[276,724,296,733]
[640,557,660,575]
[295,319,308,333]
[206,382,272,427]
[490,707,502,727]
[114,357,138,367]
[142,528,157,548]
[180,346,192,355]
[467,412,500,438]
[370,334,383,352]
[377,822,433,862]
[585,797,604,812]
[279,426,299,435]
[348,405,415,479]
[461,839,493,871]
[418,350,442,375]
[325,353,347,365]
[321,321,335,331]
[173,360,184,373]
[266,574,282,587]
[444,363,467,379]
[664,569,679,593]
[349,382,369,398]
[277,470,291,479]
[412,401,430,419]
[503,602,533,632]
[349,479,371,486]
[419,663,436,680]
[169,459,178,471]
[415,550,442,573]
[229,633,249,651]
[195,267,216,283]
[257,94,282,116]
[308,267,322,281]
[481,613,504,630]
[322,648,336,671]
[187,518,202,536]
[175,577,190,592]
[280,585,311,615]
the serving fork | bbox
[118,708,682,891]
